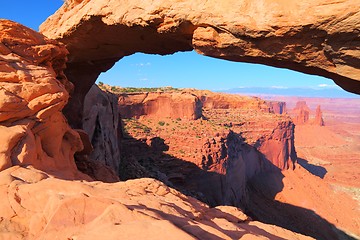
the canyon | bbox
[83,85,359,239]
[1,0,360,239]
[0,20,317,239]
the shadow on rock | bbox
[297,157,327,179]
[118,134,355,239]
[119,135,233,207]
[247,170,355,240]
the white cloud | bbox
[317,83,336,88]
[134,62,151,67]
[270,86,288,89]
[139,77,149,81]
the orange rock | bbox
[0,20,85,179]
[118,91,202,120]
[258,120,297,170]
[266,101,287,114]
[313,105,325,126]
[292,101,310,125]
[40,0,360,95]
[39,0,360,128]
[0,166,313,240]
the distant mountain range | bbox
[222,87,360,98]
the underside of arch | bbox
[40,0,360,127]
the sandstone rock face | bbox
[199,131,251,207]
[198,91,296,170]
[40,0,360,127]
[257,121,297,170]
[118,91,202,120]
[313,105,325,126]
[294,109,310,125]
[82,85,121,174]
[199,91,269,111]
[292,101,310,125]
[291,101,325,126]
[118,89,296,209]
[0,20,85,179]
[266,101,287,114]
[0,166,313,240]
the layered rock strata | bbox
[292,101,325,126]
[266,101,287,114]
[118,91,202,120]
[0,20,85,179]
[117,89,296,209]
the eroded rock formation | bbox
[40,0,360,127]
[0,20,85,179]
[115,88,296,210]
[266,101,287,114]
[199,90,269,111]
[292,101,310,125]
[292,101,325,126]
[257,120,297,170]
[118,91,202,120]
[82,85,122,174]
[313,105,325,126]
[0,20,317,240]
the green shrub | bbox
[158,121,165,126]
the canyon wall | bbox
[115,88,297,209]
[118,91,202,120]
[257,121,297,170]
[292,101,325,126]
[266,101,287,114]
[199,91,270,111]
[40,0,360,128]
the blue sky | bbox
[99,52,342,91]
[1,1,359,98]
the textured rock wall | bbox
[0,20,85,179]
[199,91,270,111]
[291,101,325,126]
[266,101,287,114]
[257,121,297,170]
[118,91,203,120]
[313,105,325,126]
[82,85,121,173]
[199,131,267,207]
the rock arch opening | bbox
[96,51,353,92]
[40,0,360,127]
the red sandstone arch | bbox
[40,0,360,127]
